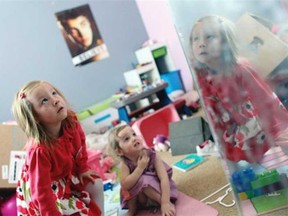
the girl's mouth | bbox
[57,107,63,113]
[200,51,208,55]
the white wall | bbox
[136,0,193,92]
[0,1,148,122]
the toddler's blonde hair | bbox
[108,124,129,159]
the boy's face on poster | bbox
[66,15,93,48]
[192,21,223,67]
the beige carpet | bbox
[158,152,239,216]
[125,109,287,215]
[159,152,288,216]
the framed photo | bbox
[55,4,109,66]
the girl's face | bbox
[117,126,144,157]
[27,83,68,128]
[192,20,223,68]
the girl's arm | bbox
[74,121,99,184]
[74,121,90,174]
[29,148,62,216]
[120,152,149,190]
[154,154,170,202]
[154,154,173,215]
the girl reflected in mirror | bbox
[189,15,288,164]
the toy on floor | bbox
[196,140,220,156]
[153,134,170,152]
[1,193,17,216]
[87,149,116,181]
[231,166,288,214]
[86,131,110,152]
[103,179,115,191]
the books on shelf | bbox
[172,154,205,172]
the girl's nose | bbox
[53,98,59,105]
[199,38,206,48]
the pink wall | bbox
[136,0,193,92]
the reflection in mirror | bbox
[168,0,288,215]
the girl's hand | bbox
[137,150,149,171]
[79,169,99,185]
[161,202,175,216]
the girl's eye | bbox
[207,35,215,40]
[193,36,199,42]
[52,91,57,96]
[124,137,129,142]
[41,98,48,104]
[132,132,136,136]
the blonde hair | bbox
[12,80,75,146]
[189,15,238,70]
[108,124,129,159]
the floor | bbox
[103,109,288,215]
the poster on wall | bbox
[55,4,109,66]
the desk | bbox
[110,82,172,123]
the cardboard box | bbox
[0,124,27,188]
[169,117,212,156]
[236,13,288,77]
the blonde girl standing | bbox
[189,15,288,163]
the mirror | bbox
[168,0,288,215]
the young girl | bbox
[189,15,288,163]
[108,125,178,216]
[12,80,103,216]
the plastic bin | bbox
[160,70,184,94]
[132,104,181,148]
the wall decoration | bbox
[55,4,109,66]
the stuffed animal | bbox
[86,149,115,180]
[153,134,170,152]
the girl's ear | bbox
[34,112,41,124]
[116,147,124,156]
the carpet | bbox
[137,192,218,216]
[104,181,218,216]
[158,153,239,216]
[104,151,288,215]
[104,154,232,216]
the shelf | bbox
[110,82,168,109]
[136,63,154,75]
[128,102,160,118]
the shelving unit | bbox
[124,43,177,88]
[123,63,154,88]
[123,43,182,113]
[136,43,177,79]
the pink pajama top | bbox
[24,121,91,215]
[196,58,288,162]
